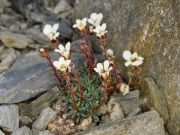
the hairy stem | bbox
[70,64,84,101]
[80,45,93,80]
[81,32,95,65]
[64,72,78,111]
[47,57,63,86]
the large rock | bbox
[143,77,169,122]
[20,87,60,120]
[0,52,59,103]
[78,111,165,135]
[0,31,34,49]
[34,130,55,135]
[73,0,180,134]
[114,90,140,116]
[0,48,19,73]
[0,105,19,132]
[11,126,32,135]
[32,107,57,131]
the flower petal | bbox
[82,18,87,25]
[101,23,106,31]
[94,68,100,73]
[123,50,131,61]
[106,49,113,56]
[73,24,78,28]
[65,42,71,51]
[96,63,103,71]
[104,60,110,71]
[125,61,132,67]
[43,24,52,35]
[58,44,65,52]
[138,56,144,61]
[88,19,94,24]
[53,61,61,69]
[59,57,65,64]
[132,52,138,58]
[54,49,61,53]
[108,66,113,71]
[91,13,97,20]
[97,13,103,21]
[53,24,59,32]
[132,60,143,66]
[65,60,71,66]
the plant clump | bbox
[40,12,144,126]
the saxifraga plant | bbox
[40,12,144,124]
[64,68,102,123]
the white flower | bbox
[106,49,115,64]
[123,50,144,67]
[43,24,59,41]
[106,49,114,57]
[53,57,71,73]
[88,13,103,27]
[120,83,129,95]
[93,23,108,38]
[94,60,112,80]
[73,18,87,31]
[55,42,71,59]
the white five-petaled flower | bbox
[53,57,71,73]
[43,24,59,41]
[93,23,108,38]
[88,13,103,27]
[120,83,129,95]
[94,60,112,80]
[123,50,144,67]
[55,42,71,59]
[73,18,87,31]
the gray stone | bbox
[32,107,57,131]
[0,52,59,103]
[114,90,140,115]
[0,48,18,73]
[11,126,32,135]
[0,130,5,135]
[71,51,104,70]
[35,130,55,135]
[74,0,180,134]
[0,105,19,132]
[19,116,33,126]
[0,31,34,49]
[143,77,169,122]
[0,0,11,7]
[70,39,85,53]
[25,26,48,45]
[108,97,124,121]
[78,111,165,135]
[20,87,60,120]
[53,0,72,14]
[127,108,142,117]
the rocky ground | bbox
[0,0,169,135]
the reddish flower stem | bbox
[70,64,84,101]
[47,57,63,86]
[64,73,78,111]
[99,38,106,57]
[39,48,63,86]
[112,63,122,91]
[81,32,95,64]
[80,45,93,80]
